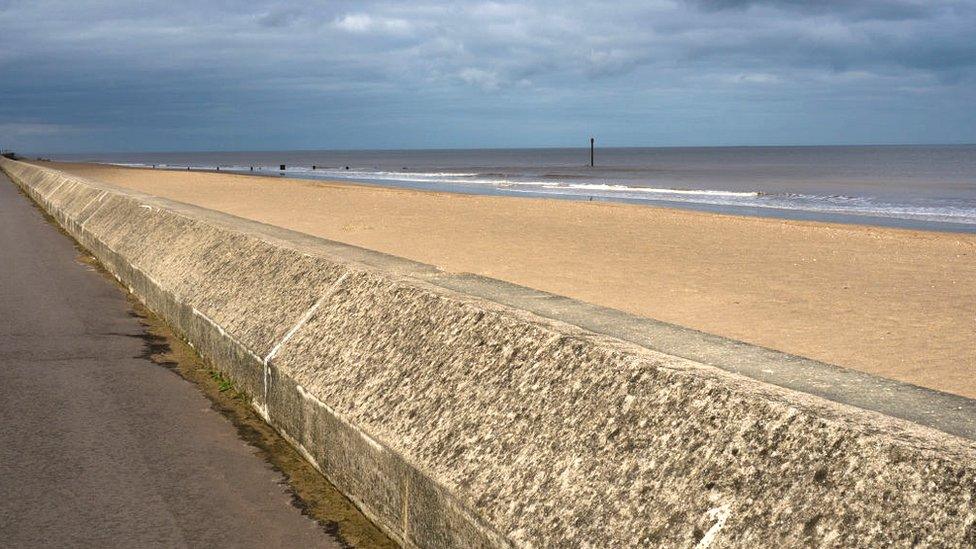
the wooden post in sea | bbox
[590,137,595,167]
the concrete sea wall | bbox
[4,157,975,547]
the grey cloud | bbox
[0,0,973,152]
[257,9,304,28]
[693,0,936,21]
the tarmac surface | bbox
[0,172,340,547]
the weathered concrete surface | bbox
[4,157,975,548]
[0,170,338,548]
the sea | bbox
[49,145,976,233]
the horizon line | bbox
[25,141,976,157]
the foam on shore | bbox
[97,161,976,228]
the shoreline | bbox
[63,160,974,238]
[85,161,976,234]
[41,160,976,399]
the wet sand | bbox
[45,162,976,399]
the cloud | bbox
[334,13,374,32]
[719,72,782,84]
[334,13,413,35]
[0,0,973,151]
[458,67,502,90]
[257,9,303,28]
[585,49,648,78]
[693,0,935,21]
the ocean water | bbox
[51,145,976,232]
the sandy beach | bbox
[43,162,976,399]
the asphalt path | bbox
[0,172,340,548]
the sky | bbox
[1,0,974,153]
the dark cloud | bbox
[693,0,935,21]
[257,8,305,28]
[0,0,973,152]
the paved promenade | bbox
[0,172,339,547]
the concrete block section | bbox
[4,157,975,548]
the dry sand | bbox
[44,162,976,399]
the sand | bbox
[43,162,976,399]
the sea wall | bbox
[4,157,975,548]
